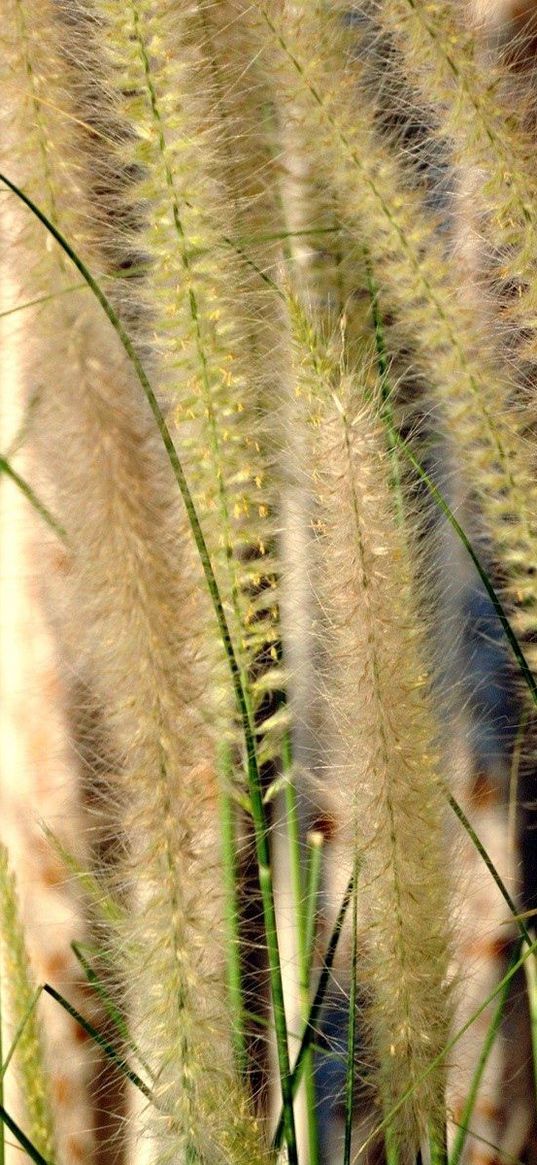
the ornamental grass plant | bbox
[2,2,537,1164]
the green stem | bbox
[282,732,320,1165]
[43,985,153,1102]
[0,455,67,542]
[304,832,324,981]
[430,1125,447,1165]
[0,987,42,1082]
[70,944,153,1081]
[507,710,529,885]
[449,942,520,1165]
[343,850,360,1165]
[0,1107,51,1165]
[272,869,355,1152]
[218,744,247,1077]
[395,437,537,709]
[384,1120,400,1165]
[443,786,532,947]
[522,931,537,1105]
[358,934,537,1159]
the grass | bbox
[2,1,537,1163]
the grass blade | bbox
[449,942,521,1165]
[70,943,154,1082]
[357,934,537,1159]
[42,985,153,1102]
[522,930,537,1104]
[272,868,355,1151]
[0,455,67,542]
[0,1108,51,1165]
[218,743,247,1078]
[1,987,42,1082]
[343,852,360,1165]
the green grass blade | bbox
[304,831,324,982]
[429,1123,448,1165]
[443,785,532,947]
[42,985,153,1102]
[281,732,320,1165]
[449,942,520,1165]
[357,934,537,1159]
[0,284,86,321]
[396,437,537,708]
[0,456,67,542]
[364,263,537,709]
[272,868,355,1151]
[70,943,154,1082]
[1,987,43,1081]
[218,743,247,1078]
[343,852,360,1165]
[522,930,537,1104]
[0,170,298,1164]
[0,1107,52,1165]
[40,826,124,927]
[450,1120,524,1165]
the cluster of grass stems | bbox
[3,1,537,1164]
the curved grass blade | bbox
[343,852,360,1165]
[442,785,532,947]
[357,934,537,1159]
[0,455,67,543]
[1,986,42,1082]
[272,868,355,1151]
[0,1107,51,1165]
[40,825,124,928]
[450,1122,524,1165]
[42,984,152,1103]
[449,942,521,1165]
[396,437,537,707]
[70,943,154,1082]
[0,284,86,321]
[217,742,246,1078]
[0,171,297,1162]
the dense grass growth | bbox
[2,2,537,1164]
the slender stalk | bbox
[394,435,537,710]
[0,988,42,1082]
[0,455,67,542]
[0,1108,52,1165]
[70,944,154,1081]
[272,870,355,1152]
[304,832,324,981]
[0,847,54,1160]
[522,932,537,1105]
[443,788,532,948]
[42,986,153,1103]
[282,732,320,1165]
[508,711,529,887]
[343,849,360,1165]
[218,744,247,1077]
[449,944,520,1165]
[357,934,537,1159]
